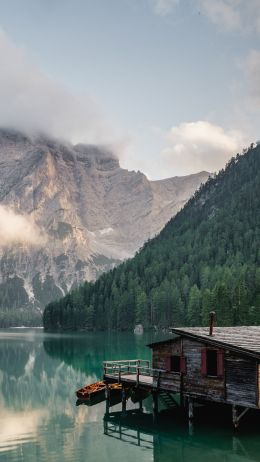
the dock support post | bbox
[189,420,194,436]
[232,405,249,430]
[152,392,158,423]
[188,396,194,421]
[105,384,110,415]
[139,400,143,411]
[122,387,127,416]
[232,405,239,430]
[104,418,108,435]
[180,391,184,409]
[188,396,194,435]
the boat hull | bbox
[76,381,106,402]
[76,381,124,404]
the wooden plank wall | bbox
[159,373,181,392]
[225,354,257,407]
[182,338,225,402]
[151,337,259,407]
[152,339,181,370]
[152,340,181,392]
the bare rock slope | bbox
[0,129,209,311]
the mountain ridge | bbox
[43,143,260,331]
[0,128,208,323]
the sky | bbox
[0,0,259,179]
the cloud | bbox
[151,0,179,16]
[0,205,45,247]
[240,49,260,108]
[152,0,260,33]
[161,121,247,175]
[0,29,118,145]
[197,0,260,33]
[197,0,241,30]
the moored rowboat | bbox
[76,381,106,401]
[76,381,123,402]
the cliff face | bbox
[0,129,209,313]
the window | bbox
[171,355,181,373]
[201,348,224,377]
[206,350,218,376]
[165,355,186,373]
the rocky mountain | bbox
[0,129,208,319]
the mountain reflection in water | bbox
[0,329,260,462]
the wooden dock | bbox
[103,359,177,391]
[105,373,153,386]
[103,359,179,421]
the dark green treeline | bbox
[43,144,260,331]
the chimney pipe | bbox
[209,311,215,336]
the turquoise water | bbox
[0,329,260,462]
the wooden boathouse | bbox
[103,321,260,428]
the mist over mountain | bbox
[0,128,208,324]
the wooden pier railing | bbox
[104,359,150,383]
[103,359,181,391]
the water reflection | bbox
[0,330,161,462]
[43,331,157,376]
[104,408,260,462]
[0,329,260,462]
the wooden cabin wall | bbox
[151,338,259,408]
[152,340,181,392]
[152,339,181,370]
[158,372,181,392]
[182,338,225,402]
[225,353,257,408]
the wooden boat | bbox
[76,381,106,401]
[76,381,124,403]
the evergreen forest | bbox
[43,144,260,331]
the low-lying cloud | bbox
[0,205,45,247]
[161,121,248,175]
[0,29,118,145]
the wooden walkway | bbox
[105,373,154,387]
[103,359,178,391]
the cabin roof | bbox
[147,337,177,348]
[148,326,260,359]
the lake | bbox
[0,329,260,462]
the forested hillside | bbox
[43,144,260,331]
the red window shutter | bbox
[180,356,186,374]
[165,357,171,371]
[201,348,207,375]
[217,349,224,377]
